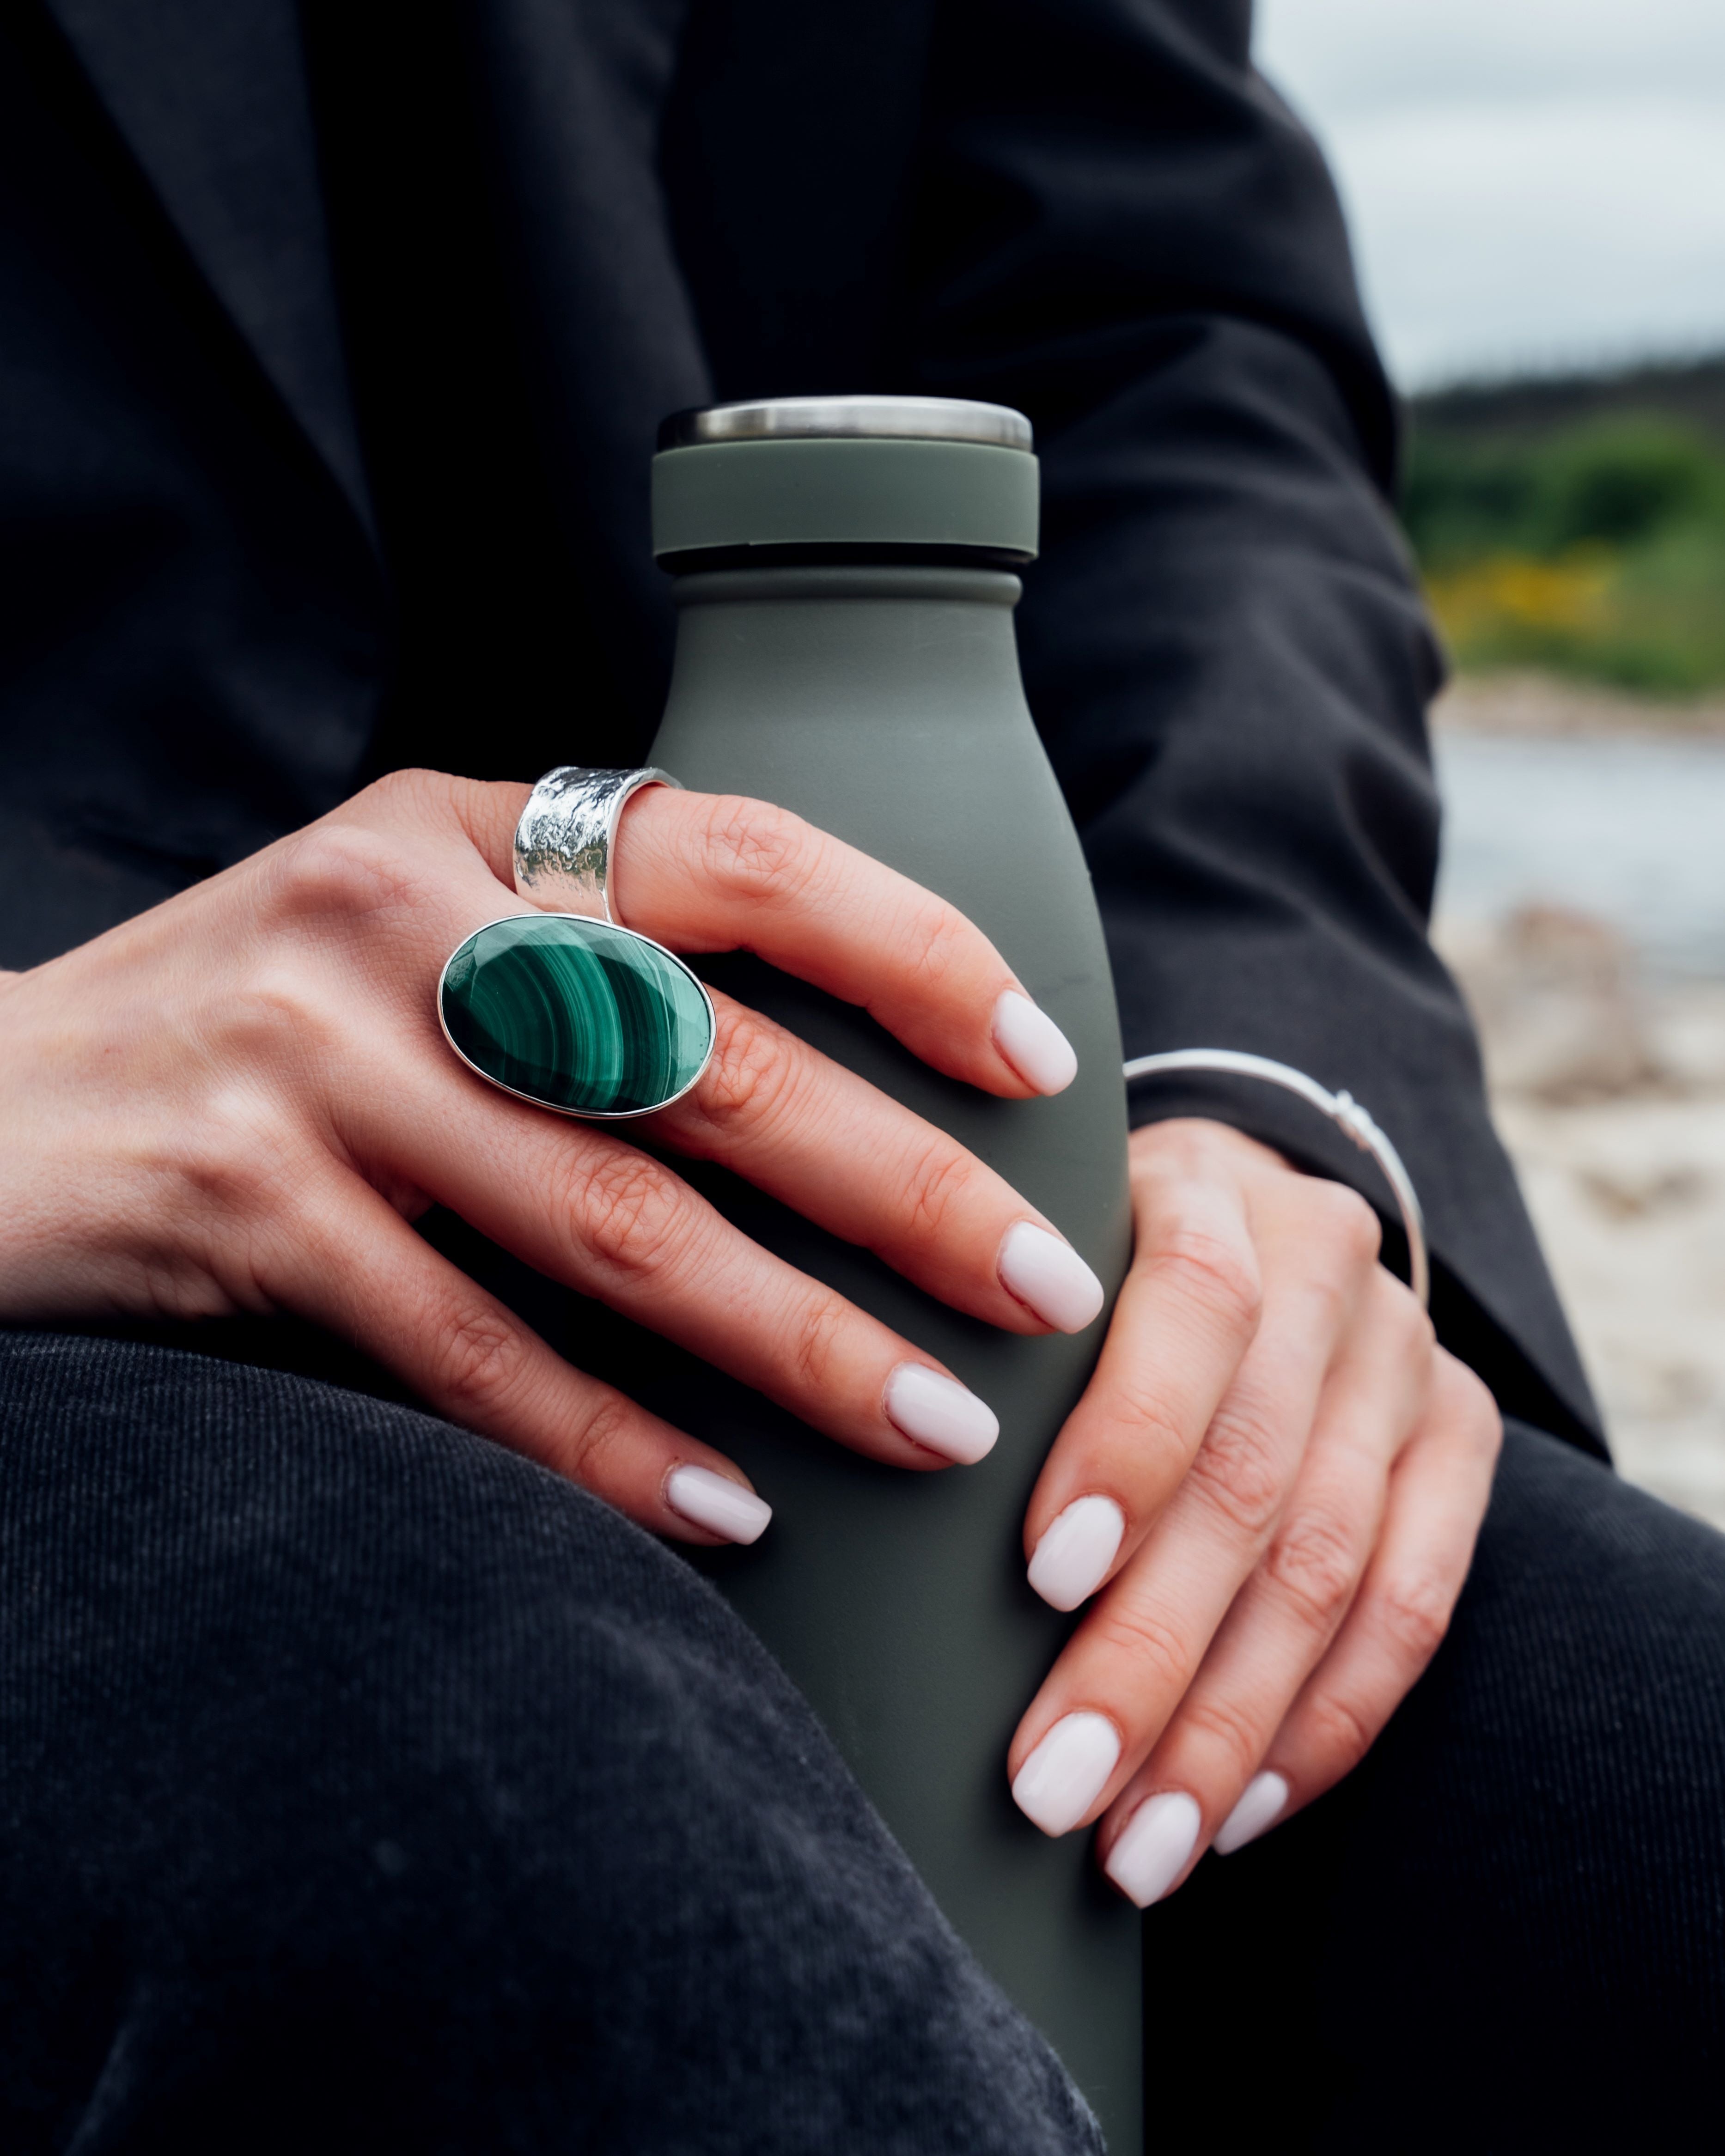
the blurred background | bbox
[1258,0,1725,1523]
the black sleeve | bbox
[903,0,1602,1451]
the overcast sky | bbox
[1255,0,1725,389]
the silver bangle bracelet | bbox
[1122,1048,1430,1309]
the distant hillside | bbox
[1410,356,1725,448]
[1401,356,1725,696]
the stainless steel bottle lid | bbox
[658,395,1033,453]
[652,394,1039,564]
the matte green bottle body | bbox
[643,565,1140,2148]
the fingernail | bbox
[665,1465,772,1545]
[999,1222,1105,1333]
[1027,1494,1127,1611]
[1011,1711,1122,1836]
[993,990,1079,1096]
[1104,1791,1202,1906]
[884,1364,1000,1465]
[1213,1771,1289,1855]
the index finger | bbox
[1018,1150,1264,1612]
[442,776,1077,1102]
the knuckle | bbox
[700,1004,797,1135]
[1301,1685,1378,1775]
[1145,1220,1263,1338]
[786,1292,850,1395]
[1178,1690,1269,1782]
[1375,1565,1455,1667]
[429,1306,527,1425]
[1265,1506,1365,1633]
[572,1148,686,1279]
[1086,1597,1195,1697]
[1443,1356,1505,1459]
[174,1086,291,1218]
[1309,1181,1382,1270]
[1187,1403,1288,1543]
[559,1391,637,1484]
[698,795,812,903]
[215,958,329,1065]
[1378,1274,1437,1362]
[894,897,975,999]
[273,820,423,926]
[899,1137,981,1249]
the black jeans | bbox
[1,1331,1721,2152]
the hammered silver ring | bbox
[512,765,682,924]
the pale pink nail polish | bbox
[1010,1711,1121,1836]
[1028,1495,1126,1611]
[1214,1771,1289,1855]
[665,1465,772,1544]
[999,1221,1105,1333]
[884,1364,1000,1464]
[993,990,1079,1096]
[1104,1791,1202,1906]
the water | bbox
[1434,731,1725,979]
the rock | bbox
[1437,903,1664,1102]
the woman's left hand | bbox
[1007,1117,1502,1902]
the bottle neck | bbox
[662,565,1027,733]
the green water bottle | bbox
[640,396,1140,2146]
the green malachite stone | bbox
[440,914,714,1117]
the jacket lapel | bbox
[42,0,375,543]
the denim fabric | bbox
[0,1332,1100,2154]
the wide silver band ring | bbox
[512,765,682,923]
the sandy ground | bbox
[1432,676,1725,1527]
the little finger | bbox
[268,1164,774,1543]
[1209,1350,1502,1857]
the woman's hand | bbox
[0,770,1101,1543]
[1007,1118,1502,1897]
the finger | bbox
[652,990,1104,1337]
[606,785,1077,1098]
[266,1163,774,1545]
[1209,1351,1501,1858]
[306,789,1100,1338]
[1005,1217,1375,1839]
[1023,1155,1383,1615]
[339,1049,1005,1474]
[1091,1274,1435,1904]
[1015,1152,1264,1611]
[271,825,1023,1472]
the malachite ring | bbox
[439,912,716,1120]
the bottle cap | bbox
[652,395,1038,566]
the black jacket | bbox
[0,0,1600,1452]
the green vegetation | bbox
[1403,362,1725,695]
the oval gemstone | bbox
[440,914,714,1117]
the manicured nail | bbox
[1104,1791,1202,1906]
[665,1465,772,1545]
[1028,1494,1127,1611]
[993,990,1078,1096]
[884,1364,1000,1465]
[999,1222,1105,1333]
[1213,1771,1289,1855]
[1011,1712,1122,1837]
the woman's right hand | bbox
[0,770,1099,1542]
